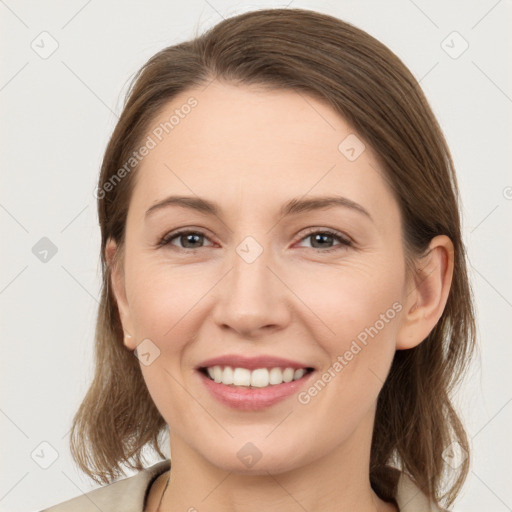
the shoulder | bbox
[395,472,448,512]
[39,459,171,512]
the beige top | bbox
[39,459,444,511]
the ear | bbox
[105,238,137,351]
[396,235,454,350]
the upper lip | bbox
[197,354,315,371]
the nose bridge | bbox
[213,233,289,335]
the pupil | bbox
[313,233,332,248]
[183,234,201,248]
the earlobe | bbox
[105,239,137,350]
[396,235,454,350]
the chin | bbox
[197,438,314,476]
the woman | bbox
[41,7,475,512]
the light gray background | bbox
[1,1,511,511]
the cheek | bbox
[126,258,211,340]
[291,257,404,345]
[291,257,404,407]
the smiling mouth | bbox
[199,365,315,389]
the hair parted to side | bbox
[69,7,476,509]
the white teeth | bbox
[204,365,310,388]
[282,368,294,383]
[222,366,234,385]
[233,367,251,386]
[294,368,306,380]
[213,366,223,383]
[269,367,283,385]
[250,368,269,388]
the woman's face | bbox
[110,81,413,474]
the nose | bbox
[212,242,291,338]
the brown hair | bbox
[70,8,476,509]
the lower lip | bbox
[197,370,315,411]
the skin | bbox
[106,81,454,512]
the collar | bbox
[40,459,444,511]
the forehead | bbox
[128,81,398,225]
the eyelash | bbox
[157,227,353,253]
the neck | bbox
[160,416,396,512]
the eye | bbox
[157,228,352,253]
[158,230,214,250]
[295,228,352,252]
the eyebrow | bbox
[145,194,372,221]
